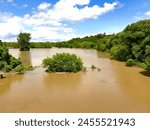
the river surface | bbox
[0,48,150,112]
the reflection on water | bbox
[0,48,150,112]
[19,51,32,67]
[43,72,82,89]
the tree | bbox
[110,45,130,61]
[0,42,11,67]
[0,41,22,71]
[17,32,31,51]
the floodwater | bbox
[0,48,150,112]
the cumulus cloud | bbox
[145,11,150,16]
[37,2,51,11]
[0,0,119,42]
[134,11,150,20]
[0,13,23,41]
[50,0,117,22]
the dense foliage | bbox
[126,59,135,66]
[43,53,83,72]
[13,64,26,74]
[109,20,150,71]
[109,20,150,61]
[30,42,52,48]
[0,41,22,72]
[17,33,31,51]
[52,20,150,71]
[3,19,150,72]
[145,57,150,71]
[5,42,52,48]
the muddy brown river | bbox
[0,48,150,112]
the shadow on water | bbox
[140,71,150,77]
[19,51,32,67]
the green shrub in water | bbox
[14,64,26,74]
[126,59,135,66]
[43,53,83,72]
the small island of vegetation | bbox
[42,53,83,73]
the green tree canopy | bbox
[17,32,31,51]
[43,53,83,72]
[0,41,21,71]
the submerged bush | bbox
[3,65,12,72]
[42,53,83,72]
[97,67,101,71]
[14,64,26,74]
[26,66,34,71]
[145,57,150,71]
[91,65,96,69]
[126,59,135,66]
[10,56,21,68]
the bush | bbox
[126,59,135,66]
[91,65,96,69]
[97,67,101,71]
[3,65,12,72]
[14,64,26,74]
[26,66,34,71]
[110,45,129,61]
[10,56,21,68]
[42,53,83,72]
[145,57,150,71]
[0,61,7,70]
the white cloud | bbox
[31,26,76,42]
[145,11,150,16]
[50,0,117,22]
[37,2,51,11]
[0,0,119,42]
[134,11,150,21]
[23,4,28,8]
[0,13,24,41]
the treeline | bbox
[54,19,150,71]
[53,33,110,49]
[4,42,53,48]
[2,19,150,71]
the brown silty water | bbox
[0,48,150,112]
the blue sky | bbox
[0,0,150,42]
